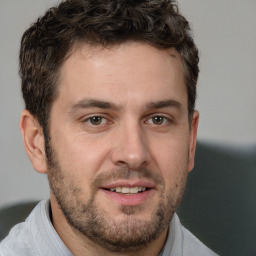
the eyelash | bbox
[82,115,108,125]
[146,115,170,125]
[81,114,171,127]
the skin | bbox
[20,42,199,256]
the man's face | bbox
[45,42,198,252]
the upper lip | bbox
[101,180,155,189]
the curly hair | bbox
[19,0,199,132]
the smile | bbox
[107,186,148,194]
[100,181,155,205]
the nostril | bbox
[110,141,151,169]
[116,160,129,167]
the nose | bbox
[110,124,151,170]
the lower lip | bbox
[100,189,154,206]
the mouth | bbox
[100,182,155,206]
[103,186,151,195]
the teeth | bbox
[109,186,147,194]
[129,187,139,194]
[116,187,122,193]
[122,187,130,193]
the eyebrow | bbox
[146,99,182,110]
[69,98,182,113]
[69,99,120,113]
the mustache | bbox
[91,166,165,190]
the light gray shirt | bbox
[0,200,218,256]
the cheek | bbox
[49,135,110,201]
[150,133,190,189]
[52,132,111,177]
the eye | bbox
[152,116,165,125]
[147,115,169,125]
[87,116,107,125]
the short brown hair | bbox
[20,0,199,132]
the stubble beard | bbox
[45,139,188,253]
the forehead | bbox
[56,42,187,109]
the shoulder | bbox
[162,214,219,256]
[181,225,218,256]
[0,222,36,256]
[0,201,47,256]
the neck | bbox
[50,196,168,256]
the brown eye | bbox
[88,116,105,125]
[152,116,165,125]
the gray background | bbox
[0,0,255,208]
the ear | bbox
[20,110,47,174]
[188,110,199,172]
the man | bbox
[0,0,218,255]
